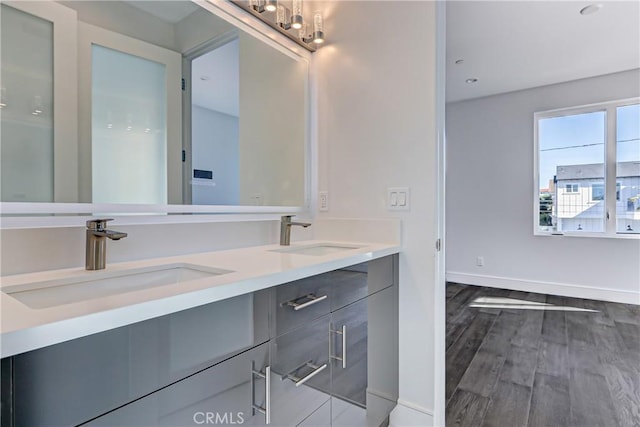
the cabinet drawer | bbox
[270,315,332,426]
[10,290,270,426]
[331,256,395,312]
[87,343,270,426]
[271,275,332,337]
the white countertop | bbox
[0,240,400,358]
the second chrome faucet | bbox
[280,215,311,246]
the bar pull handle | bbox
[251,363,271,424]
[282,293,328,311]
[331,325,347,369]
[283,361,327,387]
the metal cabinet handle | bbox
[331,325,347,369]
[282,293,328,311]
[283,361,327,387]
[251,363,271,424]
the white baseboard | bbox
[446,272,640,305]
[389,400,435,427]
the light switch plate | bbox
[319,191,329,211]
[388,187,410,211]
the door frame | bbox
[77,22,182,204]
[181,30,239,205]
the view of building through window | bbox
[616,104,640,233]
[537,102,639,235]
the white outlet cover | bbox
[319,191,329,212]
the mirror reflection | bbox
[0,0,308,207]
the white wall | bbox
[191,106,239,205]
[446,69,640,304]
[59,0,177,51]
[314,1,439,424]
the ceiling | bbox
[446,1,640,103]
[191,39,240,117]
[124,1,199,23]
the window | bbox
[592,183,604,201]
[591,183,620,201]
[535,99,639,236]
[565,183,580,193]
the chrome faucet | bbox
[86,219,127,270]
[280,215,311,246]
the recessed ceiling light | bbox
[465,78,478,84]
[200,76,210,81]
[455,59,464,65]
[580,4,603,15]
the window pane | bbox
[91,45,167,204]
[616,103,640,234]
[538,111,606,232]
[0,5,54,202]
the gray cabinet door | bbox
[330,297,368,407]
[364,285,398,426]
[270,314,332,426]
[10,290,270,426]
[332,285,398,427]
[87,343,270,426]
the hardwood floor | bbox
[446,283,640,427]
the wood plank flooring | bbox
[446,283,640,427]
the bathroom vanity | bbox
[0,243,399,427]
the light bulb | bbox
[313,11,324,44]
[265,0,276,12]
[291,0,303,29]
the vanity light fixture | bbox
[312,11,325,44]
[264,0,277,13]
[299,23,312,44]
[250,0,264,13]
[291,0,303,30]
[465,78,478,84]
[277,4,291,30]
[231,1,327,52]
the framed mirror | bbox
[0,0,310,216]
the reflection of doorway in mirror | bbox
[190,37,240,206]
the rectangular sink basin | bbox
[270,243,362,256]
[3,263,233,309]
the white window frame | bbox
[533,97,640,239]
